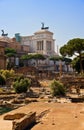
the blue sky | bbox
[0,0,84,51]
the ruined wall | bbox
[12,112,36,130]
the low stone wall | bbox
[12,112,36,130]
[4,113,26,120]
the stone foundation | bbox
[12,112,36,130]
[4,112,36,130]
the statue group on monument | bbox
[1,30,8,36]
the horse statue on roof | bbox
[41,23,49,30]
[1,30,8,36]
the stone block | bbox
[12,112,36,130]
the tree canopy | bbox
[21,53,46,67]
[21,54,33,60]
[72,53,84,73]
[50,56,62,61]
[21,54,45,60]
[60,38,84,73]
[50,56,72,64]
[32,54,46,60]
[5,47,16,57]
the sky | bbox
[0,0,84,52]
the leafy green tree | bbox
[5,48,16,69]
[21,54,32,60]
[62,57,72,72]
[5,48,16,57]
[31,54,46,66]
[21,54,45,66]
[50,56,62,62]
[32,54,45,60]
[72,54,84,73]
[50,56,72,72]
[50,56,62,71]
[60,38,84,73]
[21,54,33,66]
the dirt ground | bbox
[0,102,84,130]
[0,79,84,130]
[32,102,84,130]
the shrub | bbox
[0,88,4,93]
[9,69,15,76]
[50,79,66,96]
[13,78,31,93]
[0,74,6,86]
[14,74,24,82]
[0,69,15,79]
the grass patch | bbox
[0,107,12,115]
